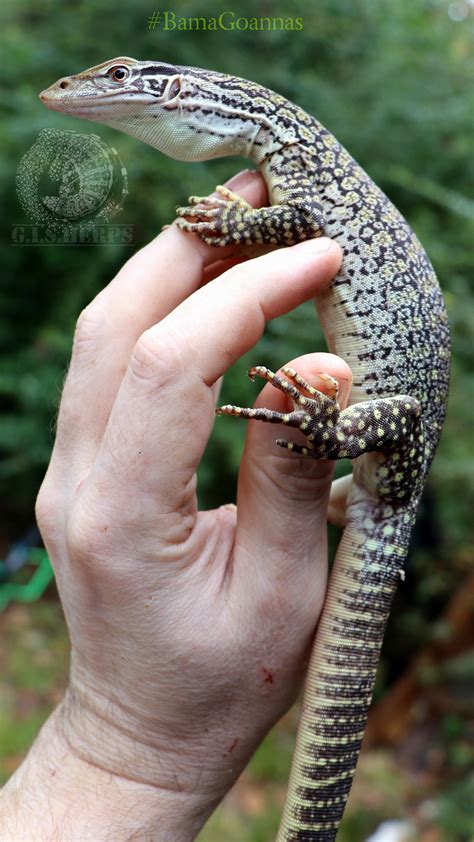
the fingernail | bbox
[225,169,257,189]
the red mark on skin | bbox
[261,666,274,685]
[223,738,239,758]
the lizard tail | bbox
[276,497,416,842]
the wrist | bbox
[1,700,214,841]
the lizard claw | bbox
[186,194,229,208]
[175,205,219,219]
[176,218,219,234]
[213,185,252,208]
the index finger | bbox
[53,170,268,474]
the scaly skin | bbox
[40,59,450,840]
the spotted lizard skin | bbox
[41,59,451,841]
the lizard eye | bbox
[108,65,130,83]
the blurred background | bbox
[1,0,473,839]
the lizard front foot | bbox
[176,185,254,246]
[176,187,324,247]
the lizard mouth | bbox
[39,88,129,113]
[39,86,178,119]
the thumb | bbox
[234,353,352,605]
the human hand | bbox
[2,170,348,841]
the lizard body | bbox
[40,59,450,840]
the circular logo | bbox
[16,129,128,230]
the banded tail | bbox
[277,498,415,841]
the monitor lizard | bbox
[40,58,451,841]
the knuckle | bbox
[35,477,57,537]
[73,298,108,353]
[130,327,187,389]
[35,473,65,559]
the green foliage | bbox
[0,710,46,765]
[247,724,294,782]
[438,775,474,840]
[0,599,69,784]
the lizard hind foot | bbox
[276,438,314,456]
[248,365,340,410]
[281,366,339,401]
[217,364,343,458]
[217,364,424,470]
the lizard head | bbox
[39,57,278,163]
